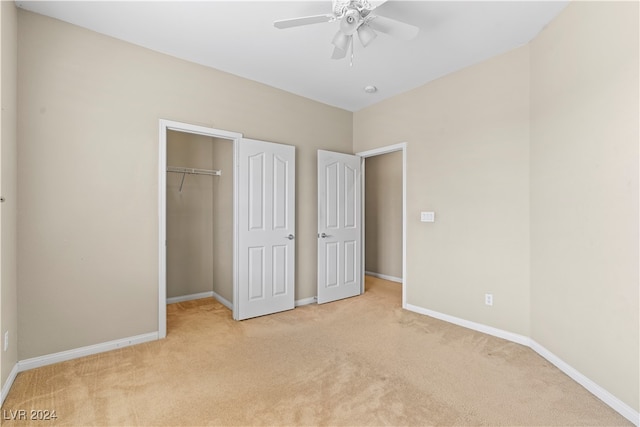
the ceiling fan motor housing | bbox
[333,0,373,19]
[341,9,362,35]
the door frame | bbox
[158,119,242,338]
[355,143,407,308]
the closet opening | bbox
[158,120,242,338]
[165,130,234,328]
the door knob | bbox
[320,232,332,238]
[286,234,295,240]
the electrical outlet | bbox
[485,293,493,306]
[3,331,8,352]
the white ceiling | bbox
[15,0,569,112]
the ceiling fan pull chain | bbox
[350,38,354,67]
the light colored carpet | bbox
[2,276,631,426]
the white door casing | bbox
[237,138,296,320]
[317,150,362,304]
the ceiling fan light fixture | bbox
[340,9,362,35]
[357,24,377,47]
[332,30,350,51]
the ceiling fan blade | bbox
[274,14,334,29]
[366,15,419,40]
[369,0,389,11]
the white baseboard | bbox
[167,291,214,304]
[167,292,312,310]
[17,332,159,372]
[295,297,316,307]
[167,290,233,310]
[405,303,640,426]
[365,271,403,283]
[211,290,232,310]
[1,363,19,406]
[529,340,639,426]
[405,303,530,346]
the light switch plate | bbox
[421,211,435,222]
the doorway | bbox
[364,151,403,281]
[357,143,407,308]
[158,120,242,338]
[165,131,234,310]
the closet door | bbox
[237,138,295,320]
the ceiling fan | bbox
[273,0,419,60]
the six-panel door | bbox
[317,150,362,304]
[237,139,295,320]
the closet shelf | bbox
[167,166,221,176]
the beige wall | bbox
[17,10,352,359]
[210,137,234,303]
[530,1,639,412]
[355,45,532,336]
[355,0,638,413]
[166,132,233,302]
[364,152,402,279]
[167,131,214,299]
[1,0,19,391]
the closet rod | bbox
[167,166,222,192]
[167,166,221,176]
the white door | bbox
[317,150,362,304]
[237,138,295,320]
